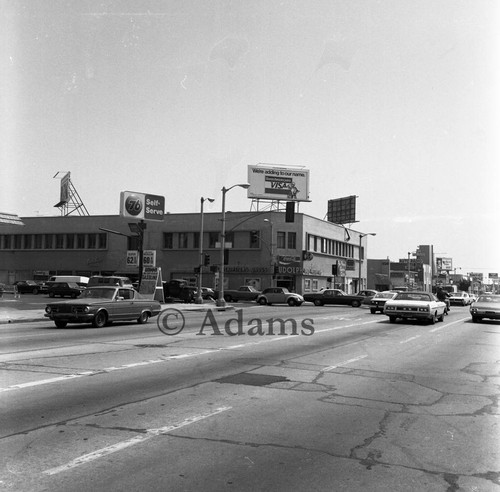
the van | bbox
[47,276,89,287]
[87,275,133,288]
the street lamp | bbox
[358,233,376,292]
[264,218,275,286]
[195,197,215,304]
[216,183,250,308]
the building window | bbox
[76,234,85,249]
[287,232,297,249]
[34,234,43,249]
[128,235,140,250]
[277,231,286,249]
[55,234,65,249]
[14,235,22,249]
[87,234,97,249]
[193,232,200,249]
[66,234,75,249]
[178,232,188,249]
[208,232,219,248]
[163,233,173,249]
[45,234,54,249]
[23,234,32,249]
[225,231,234,248]
[98,233,107,249]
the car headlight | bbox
[83,306,90,313]
[385,306,395,311]
[418,307,430,312]
[45,306,52,314]
[470,307,476,314]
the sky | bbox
[1,0,499,278]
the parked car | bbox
[449,291,472,306]
[87,275,133,288]
[468,293,477,303]
[47,282,85,298]
[469,294,500,323]
[199,287,216,300]
[13,280,43,294]
[369,291,399,314]
[303,289,365,307]
[45,285,162,328]
[256,287,304,306]
[219,285,261,302]
[163,279,196,303]
[384,291,447,324]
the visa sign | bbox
[120,191,165,221]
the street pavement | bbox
[0,293,222,324]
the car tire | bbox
[438,312,444,322]
[287,298,297,307]
[258,297,267,306]
[92,311,107,328]
[351,300,361,307]
[71,293,77,298]
[472,316,481,323]
[429,313,437,325]
[32,288,39,295]
[389,316,397,323]
[370,308,377,314]
[55,320,67,328]
[49,292,54,298]
[137,311,149,324]
[314,299,323,306]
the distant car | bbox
[220,286,261,302]
[449,291,472,306]
[13,280,43,294]
[468,293,477,303]
[303,289,365,307]
[45,285,162,328]
[256,287,304,306]
[47,282,85,298]
[469,294,500,323]
[200,287,215,300]
[384,291,447,324]
[369,291,399,314]
[356,289,379,305]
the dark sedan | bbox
[303,289,365,307]
[47,282,85,298]
[45,286,162,328]
[14,280,43,294]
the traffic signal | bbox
[204,254,210,266]
[332,263,338,275]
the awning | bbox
[0,212,25,226]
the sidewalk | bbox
[0,295,226,325]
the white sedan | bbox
[384,291,447,324]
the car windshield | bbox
[477,295,500,303]
[81,288,115,299]
[395,293,431,302]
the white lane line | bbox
[429,317,469,332]
[323,354,367,372]
[43,406,232,476]
[400,335,421,344]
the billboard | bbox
[436,257,453,271]
[60,172,70,204]
[120,191,165,221]
[247,165,310,202]
[327,196,356,224]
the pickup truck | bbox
[162,279,196,303]
[219,286,261,302]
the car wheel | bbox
[32,288,39,295]
[258,297,267,306]
[314,299,323,306]
[351,300,361,307]
[137,311,149,324]
[389,316,397,323]
[438,312,444,322]
[429,313,437,325]
[71,293,77,298]
[370,308,377,314]
[55,320,67,328]
[224,295,233,302]
[287,298,297,307]
[92,311,107,328]
[49,292,54,298]
[472,316,481,323]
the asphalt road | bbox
[1,303,499,491]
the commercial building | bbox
[0,211,375,295]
